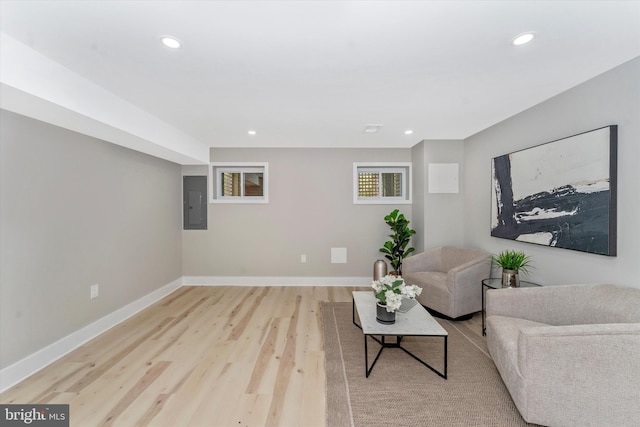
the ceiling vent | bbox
[363,124,383,134]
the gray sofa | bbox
[402,246,491,319]
[486,284,640,427]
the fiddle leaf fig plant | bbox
[379,209,416,275]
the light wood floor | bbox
[1,286,484,426]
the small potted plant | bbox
[492,250,532,287]
[379,209,416,276]
[371,275,422,324]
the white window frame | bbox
[353,162,412,204]
[209,162,269,204]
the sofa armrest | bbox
[517,323,640,426]
[402,247,442,273]
[447,256,492,293]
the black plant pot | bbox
[376,302,396,324]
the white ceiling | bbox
[1,1,639,163]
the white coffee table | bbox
[352,291,448,379]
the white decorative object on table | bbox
[371,275,422,323]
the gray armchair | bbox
[402,246,491,319]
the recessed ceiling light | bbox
[248,130,257,135]
[404,130,413,135]
[512,32,535,46]
[161,36,182,49]
[363,124,383,134]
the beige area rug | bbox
[322,302,539,427]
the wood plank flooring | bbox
[1,286,484,426]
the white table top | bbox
[352,291,448,337]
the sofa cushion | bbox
[486,315,548,418]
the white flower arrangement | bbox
[371,275,422,313]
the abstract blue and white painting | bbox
[491,126,617,256]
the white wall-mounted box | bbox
[428,163,459,193]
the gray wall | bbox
[412,139,465,251]
[0,110,183,369]
[463,57,640,287]
[410,142,426,254]
[182,148,413,277]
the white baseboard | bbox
[182,276,372,287]
[0,277,183,393]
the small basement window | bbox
[353,162,412,204]
[210,162,269,203]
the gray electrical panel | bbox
[183,176,207,230]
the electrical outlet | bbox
[300,254,307,263]
[90,284,99,299]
